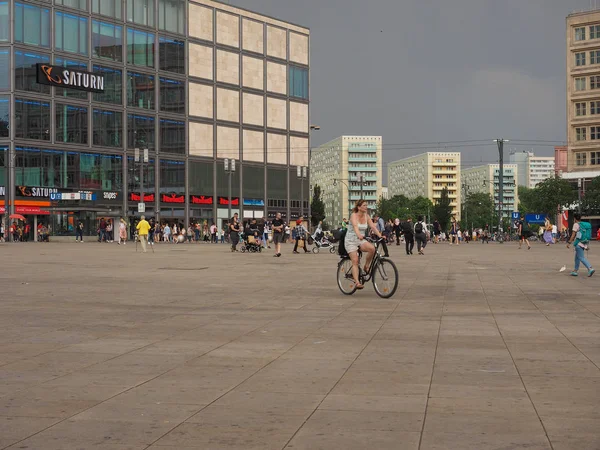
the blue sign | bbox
[243,198,265,207]
[525,213,546,224]
[512,212,520,220]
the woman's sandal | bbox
[355,283,364,290]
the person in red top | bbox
[24,223,31,242]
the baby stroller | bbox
[311,230,337,254]
[240,233,262,253]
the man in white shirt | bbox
[552,224,558,243]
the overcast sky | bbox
[230,0,593,171]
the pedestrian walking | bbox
[229,213,240,252]
[136,215,151,253]
[262,217,271,249]
[293,217,309,254]
[118,218,128,245]
[373,214,389,257]
[401,217,415,255]
[449,217,458,245]
[433,219,441,243]
[272,212,284,257]
[518,218,531,250]
[543,217,554,246]
[415,215,427,255]
[393,218,402,245]
[567,213,594,277]
[75,220,84,242]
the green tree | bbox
[409,196,434,221]
[531,176,577,216]
[375,194,411,220]
[310,185,326,227]
[581,176,600,214]
[517,186,537,214]
[462,192,494,229]
[433,188,453,231]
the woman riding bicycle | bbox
[345,200,382,290]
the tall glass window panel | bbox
[14,3,51,47]
[159,77,184,114]
[243,165,264,202]
[92,0,122,20]
[127,156,155,192]
[127,0,155,27]
[127,71,155,109]
[127,28,155,67]
[289,66,308,100]
[15,50,51,94]
[0,95,8,138]
[55,11,89,55]
[159,37,184,74]
[14,98,51,141]
[158,0,184,35]
[56,103,88,144]
[189,160,213,195]
[55,0,87,11]
[128,114,155,149]
[80,153,123,190]
[160,159,184,193]
[93,65,122,104]
[0,49,9,90]
[160,119,184,154]
[0,2,9,42]
[0,146,6,187]
[92,20,123,62]
[55,58,88,99]
[16,147,42,185]
[93,109,122,147]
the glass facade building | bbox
[0,0,310,238]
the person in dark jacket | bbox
[402,218,414,255]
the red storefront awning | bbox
[0,206,51,215]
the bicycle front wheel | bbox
[337,258,357,295]
[372,258,398,298]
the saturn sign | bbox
[36,63,105,93]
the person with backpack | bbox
[373,214,390,257]
[415,216,427,255]
[401,217,415,255]
[518,218,531,250]
[567,213,595,277]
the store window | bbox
[576,152,587,166]
[14,2,50,47]
[56,103,88,144]
[15,50,51,94]
[160,119,185,154]
[55,0,86,11]
[160,159,185,193]
[127,71,155,109]
[127,28,155,67]
[14,147,78,189]
[289,66,308,99]
[55,11,89,55]
[127,0,154,27]
[55,58,88,99]
[92,0,122,20]
[0,95,8,138]
[158,0,185,35]
[159,77,185,114]
[14,98,51,141]
[127,114,155,149]
[92,20,123,62]
[0,49,8,90]
[0,2,9,41]
[159,36,185,74]
[93,109,122,148]
[93,65,122,105]
[80,153,123,190]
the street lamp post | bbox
[224,158,236,221]
[493,139,509,242]
[297,166,307,219]
[134,147,149,215]
[461,183,469,231]
[307,125,320,231]
[333,178,351,220]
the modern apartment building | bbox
[509,151,555,188]
[461,164,519,219]
[567,10,600,173]
[310,136,382,226]
[0,0,310,237]
[387,152,461,219]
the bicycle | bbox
[336,237,399,298]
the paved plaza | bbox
[0,240,599,450]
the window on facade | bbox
[0,2,9,42]
[0,95,8,138]
[576,52,586,66]
[55,58,88,99]
[591,76,600,90]
[592,101,600,115]
[0,49,9,90]
[92,0,122,20]
[55,0,86,10]
[55,11,88,55]
[15,148,79,189]
[14,3,50,47]
[576,102,587,116]
[80,153,123,190]
[128,114,155,148]
[127,71,155,109]
[592,152,600,165]
[576,127,587,141]
[15,50,51,94]
[159,77,185,114]
[592,50,600,65]
[289,66,308,99]
[592,126,600,140]
[575,27,586,41]
[92,20,123,61]
[576,152,587,166]
[160,119,185,154]
[160,159,185,193]
[159,37,185,74]
[127,0,154,27]
[56,103,88,144]
[158,0,185,34]
[93,65,122,105]
[127,28,155,67]
[576,77,586,91]
[93,109,122,147]
[14,98,50,140]
[591,24,600,39]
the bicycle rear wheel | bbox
[337,257,357,295]
[372,258,398,298]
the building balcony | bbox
[432,169,457,175]
[348,155,378,162]
[349,167,378,173]
[349,194,379,201]
[349,174,377,182]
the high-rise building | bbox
[0,0,310,239]
[387,152,461,219]
[566,10,600,173]
[509,151,555,188]
[310,136,382,226]
[461,164,519,220]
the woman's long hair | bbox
[352,199,366,213]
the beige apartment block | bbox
[461,164,519,220]
[388,153,461,220]
[566,10,600,172]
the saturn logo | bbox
[40,65,62,84]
